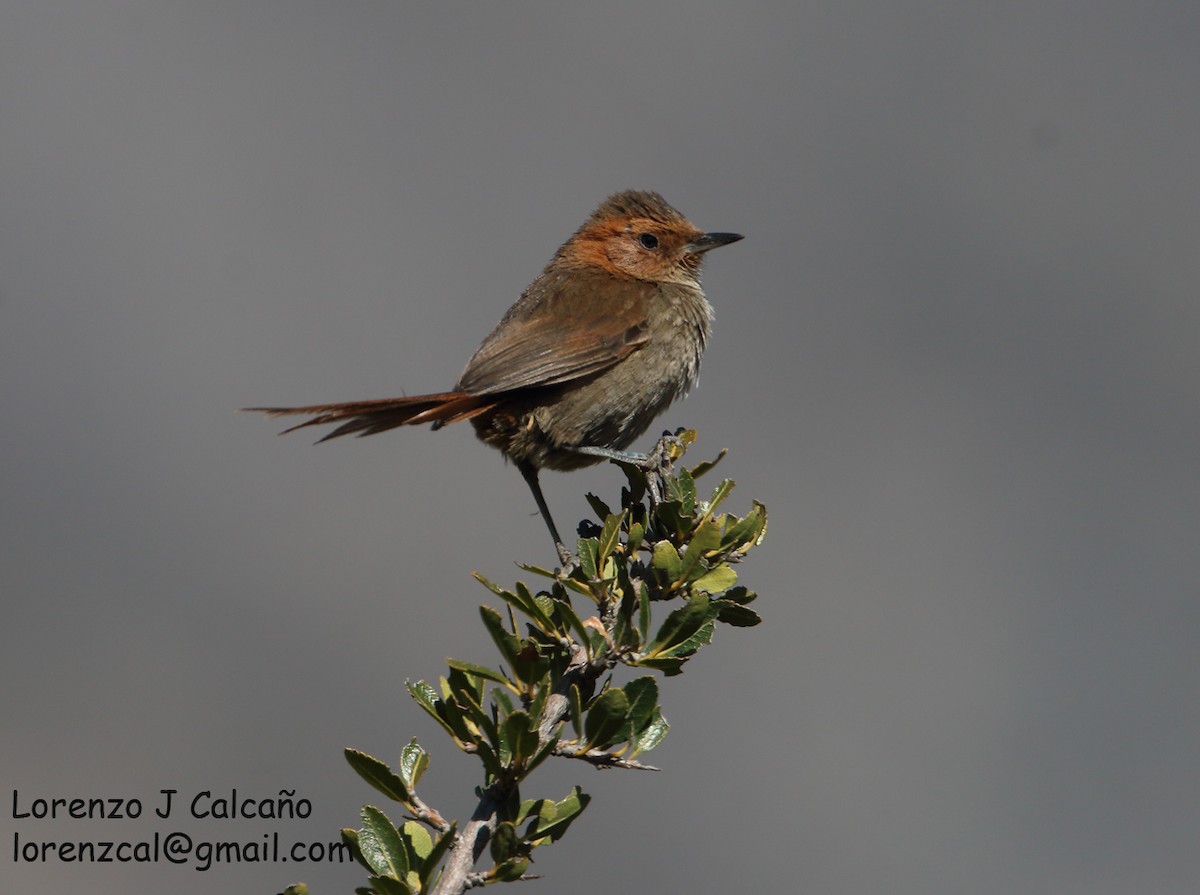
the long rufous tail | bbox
[243,391,496,442]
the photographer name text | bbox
[12,788,311,821]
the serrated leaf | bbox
[397,740,429,793]
[358,806,409,880]
[676,463,696,513]
[408,679,476,747]
[345,749,409,803]
[693,563,738,594]
[584,688,630,749]
[342,828,371,871]
[405,680,448,725]
[632,709,669,754]
[577,537,599,578]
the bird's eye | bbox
[638,232,659,250]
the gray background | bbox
[3,2,1198,893]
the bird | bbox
[246,190,742,565]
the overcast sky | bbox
[3,3,1199,894]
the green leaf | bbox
[676,463,696,513]
[637,581,652,642]
[623,677,659,734]
[701,477,735,516]
[358,806,409,880]
[585,492,612,520]
[397,739,429,793]
[512,580,557,632]
[552,595,593,652]
[475,740,504,781]
[344,749,408,803]
[584,688,631,749]
[490,820,519,863]
[402,821,433,861]
[524,728,560,775]
[577,537,599,578]
[366,875,412,895]
[627,520,646,554]
[529,786,591,843]
[719,585,757,605]
[490,857,530,882]
[677,519,723,583]
[407,679,475,747]
[632,709,669,755]
[501,710,538,768]
[446,669,488,730]
[645,595,718,657]
[597,512,624,564]
[568,683,583,739]
[631,655,685,675]
[693,563,738,594]
[721,501,768,551]
[715,602,762,627]
[342,828,371,871]
[445,658,509,686]
[688,447,727,479]
[651,540,682,583]
[479,606,520,670]
[653,500,687,540]
[657,619,715,658]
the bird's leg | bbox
[571,445,649,464]
[572,431,682,504]
[518,461,575,571]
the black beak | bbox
[685,232,744,254]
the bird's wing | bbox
[455,269,653,395]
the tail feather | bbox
[243,391,495,442]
